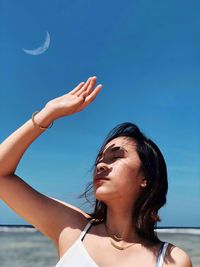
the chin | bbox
[94,188,113,202]
[94,187,105,197]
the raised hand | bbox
[45,76,102,120]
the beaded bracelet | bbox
[32,111,54,130]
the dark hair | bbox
[78,122,168,243]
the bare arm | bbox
[0,76,101,176]
[0,76,102,241]
[0,109,53,176]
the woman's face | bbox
[93,136,147,204]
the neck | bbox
[104,202,140,243]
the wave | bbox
[0,226,37,233]
[155,228,200,235]
[0,225,199,235]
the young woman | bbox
[0,76,192,267]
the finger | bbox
[80,84,103,108]
[70,77,92,95]
[76,84,102,112]
[83,76,98,96]
[76,76,96,97]
[70,82,85,95]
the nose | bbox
[96,162,108,173]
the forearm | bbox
[0,76,101,177]
[0,107,53,177]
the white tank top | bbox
[55,219,168,267]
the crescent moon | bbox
[23,31,50,56]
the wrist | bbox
[32,107,54,129]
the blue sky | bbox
[0,0,200,227]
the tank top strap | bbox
[155,242,169,267]
[78,218,95,242]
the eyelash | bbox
[95,156,121,165]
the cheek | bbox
[110,167,135,191]
[118,159,142,178]
[117,162,143,190]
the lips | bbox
[94,179,108,186]
[94,176,109,183]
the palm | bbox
[46,77,102,119]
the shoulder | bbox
[164,243,193,267]
[50,197,92,241]
[51,199,92,257]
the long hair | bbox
[78,122,168,243]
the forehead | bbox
[103,136,137,153]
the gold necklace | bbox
[105,224,123,241]
[104,223,137,250]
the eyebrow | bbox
[109,146,127,153]
[99,146,128,157]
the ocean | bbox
[0,226,199,267]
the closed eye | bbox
[95,156,122,166]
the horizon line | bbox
[0,224,199,229]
